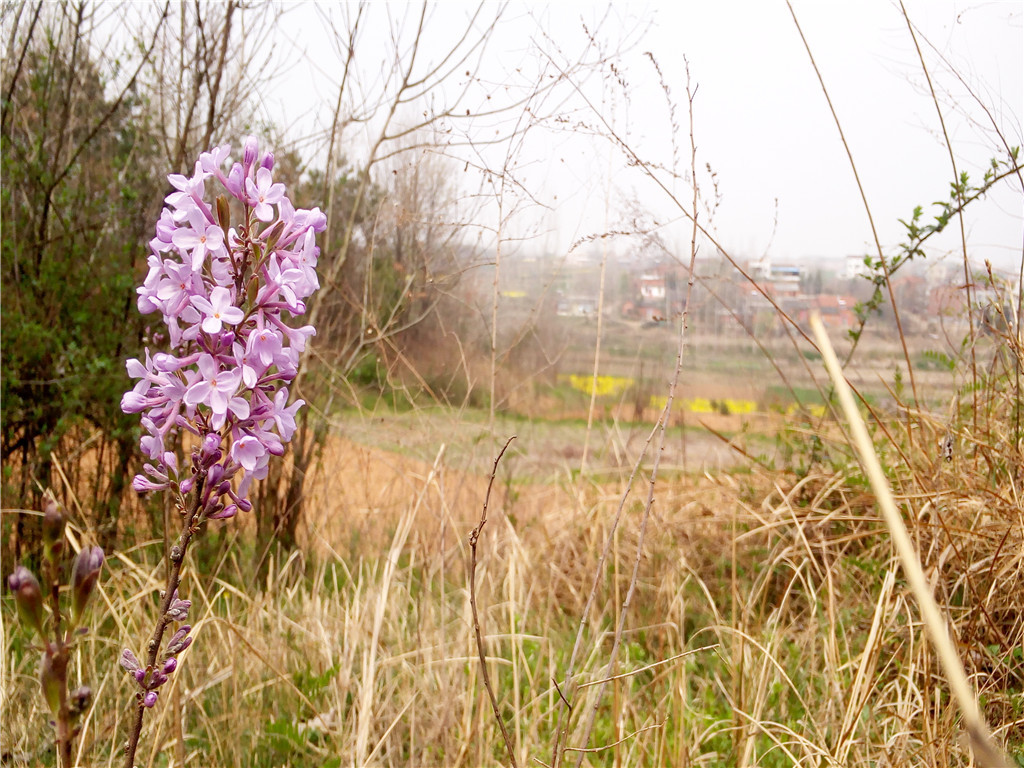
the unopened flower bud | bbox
[166,626,192,655]
[149,671,168,688]
[243,136,258,171]
[161,451,178,474]
[70,546,104,624]
[165,591,191,622]
[207,504,236,520]
[132,475,156,493]
[201,432,221,459]
[142,691,158,708]
[120,648,142,674]
[260,152,274,171]
[8,566,46,639]
[42,498,65,562]
[207,463,225,486]
[162,657,178,675]
[226,163,245,197]
[40,652,61,714]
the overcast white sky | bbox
[262,0,1022,270]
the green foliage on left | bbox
[1,35,163,538]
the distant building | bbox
[745,257,804,297]
[804,295,857,329]
[770,265,802,297]
[845,255,872,280]
[620,263,683,322]
[749,258,772,281]
[639,274,666,301]
[557,294,598,317]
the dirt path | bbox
[299,409,766,555]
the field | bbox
[4,323,1022,767]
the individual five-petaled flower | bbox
[191,286,244,335]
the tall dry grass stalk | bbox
[812,313,1012,768]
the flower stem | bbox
[123,476,205,768]
[45,539,73,768]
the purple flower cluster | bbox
[123,137,325,518]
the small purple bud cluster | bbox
[124,136,325,518]
[7,498,104,731]
[120,592,193,708]
[8,503,105,644]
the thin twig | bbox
[468,435,518,768]
[568,57,704,768]
[552,677,573,712]
[563,721,664,753]
[785,0,920,417]
[575,644,719,689]
[898,0,979,439]
[907,19,1024,446]
[42,499,72,768]
[1,0,44,136]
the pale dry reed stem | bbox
[811,313,1011,768]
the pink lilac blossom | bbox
[123,136,324,519]
[246,167,287,222]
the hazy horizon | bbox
[254,0,1023,270]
